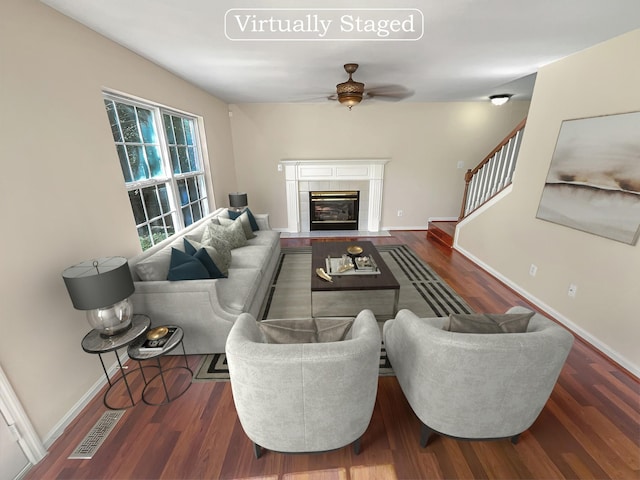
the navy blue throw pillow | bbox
[167,248,210,281]
[183,238,197,256]
[228,208,260,231]
[183,239,226,279]
[193,248,226,279]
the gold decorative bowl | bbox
[347,245,363,256]
[146,326,168,340]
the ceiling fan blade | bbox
[365,85,414,101]
[288,94,337,103]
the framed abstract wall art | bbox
[536,111,640,245]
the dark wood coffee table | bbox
[311,240,400,318]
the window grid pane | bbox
[178,146,189,173]
[170,147,180,174]
[192,202,202,223]
[158,184,171,214]
[182,206,193,226]
[137,108,157,144]
[127,145,149,181]
[105,100,123,142]
[128,190,146,225]
[143,186,162,219]
[117,145,132,183]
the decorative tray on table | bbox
[325,255,381,276]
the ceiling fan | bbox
[329,63,413,110]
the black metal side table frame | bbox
[128,325,192,406]
[81,314,151,410]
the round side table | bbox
[81,314,150,410]
[128,326,192,406]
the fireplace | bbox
[309,191,360,230]
[280,159,389,233]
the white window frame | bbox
[103,92,210,249]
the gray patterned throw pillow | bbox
[218,212,256,239]
[201,218,248,252]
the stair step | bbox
[426,221,456,248]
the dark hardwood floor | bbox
[26,231,639,480]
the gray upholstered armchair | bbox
[225,309,381,458]
[383,306,574,447]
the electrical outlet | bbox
[277,164,283,172]
[568,284,578,298]
[457,161,465,169]
[529,264,537,277]
[397,209,403,217]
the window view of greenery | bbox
[104,95,209,250]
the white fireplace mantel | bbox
[280,159,390,233]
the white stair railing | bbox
[459,118,526,220]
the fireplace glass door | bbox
[309,191,360,231]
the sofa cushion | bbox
[167,248,211,281]
[216,268,262,313]
[247,230,280,250]
[201,219,248,250]
[445,312,534,334]
[229,207,260,231]
[230,245,272,273]
[219,212,256,240]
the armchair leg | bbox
[511,434,520,445]
[352,437,362,455]
[420,423,434,448]
[253,443,263,459]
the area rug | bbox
[194,244,472,381]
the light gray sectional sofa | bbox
[128,208,281,354]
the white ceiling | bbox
[41,0,640,104]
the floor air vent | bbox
[68,410,125,459]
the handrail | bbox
[459,117,527,220]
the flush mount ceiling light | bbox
[489,94,513,106]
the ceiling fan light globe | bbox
[338,95,362,107]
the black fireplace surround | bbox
[309,190,360,231]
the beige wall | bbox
[0,0,236,440]
[229,101,530,230]
[456,29,640,375]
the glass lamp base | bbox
[87,298,133,337]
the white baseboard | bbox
[454,243,639,378]
[43,352,130,448]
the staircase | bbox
[426,220,456,248]
[427,117,527,248]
